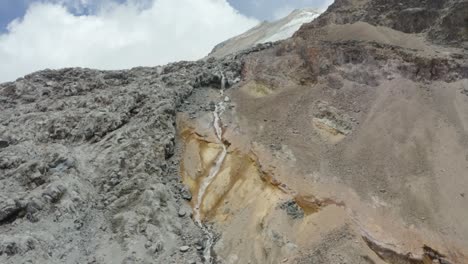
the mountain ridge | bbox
[1,1,468,263]
[209,8,321,58]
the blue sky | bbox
[0,0,24,31]
[229,0,330,20]
[0,0,101,32]
[0,0,331,82]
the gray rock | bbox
[181,187,192,201]
[208,101,216,111]
[178,208,187,217]
[195,244,203,251]
[279,200,304,219]
[0,236,36,256]
[0,199,21,222]
[0,139,9,148]
[179,246,190,253]
[0,56,244,263]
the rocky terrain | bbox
[1,0,468,264]
[0,59,244,263]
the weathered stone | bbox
[181,187,192,201]
[178,208,186,217]
[0,199,21,223]
[179,246,190,253]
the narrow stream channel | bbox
[193,73,228,263]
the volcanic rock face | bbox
[298,0,468,47]
[1,1,468,264]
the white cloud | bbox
[272,0,334,21]
[273,5,294,20]
[319,0,334,12]
[0,0,258,82]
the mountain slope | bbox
[209,8,320,58]
[297,0,468,48]
[207,0,468,262]
[1,1,468,264]
[0,61,244,263]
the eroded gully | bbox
[193,75,228,263]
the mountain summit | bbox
[209,8,321,58]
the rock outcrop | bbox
[297,0,468,47]
[0,59,242,263]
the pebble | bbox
[178,208,186,217]
[181,187,192,201]
[224,96,230,102]
[145,241,152,249]
[179,246,190,253]
[208,101,216,111]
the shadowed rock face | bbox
[1,1,468,264]
[429,1,468,44]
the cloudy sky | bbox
[0,0,332,82]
